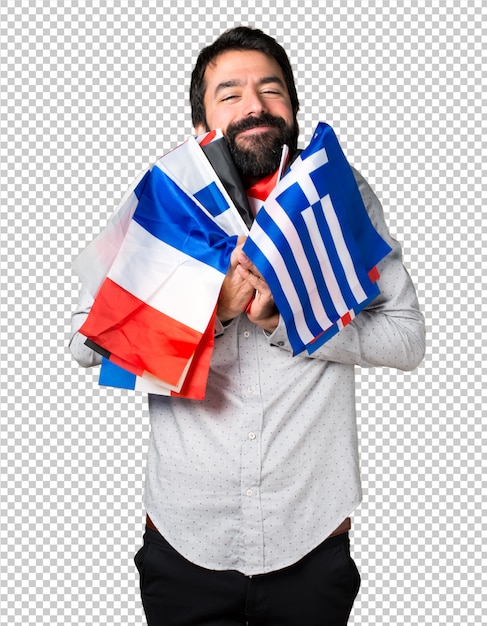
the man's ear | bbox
[194,123,207,135]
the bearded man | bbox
[70,26,425,626]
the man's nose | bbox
[242,90,267,117]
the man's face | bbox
[195,49,298,178]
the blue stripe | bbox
[194,182,230,217]
[132,166,236,274]
[306,123,391,270]
[253,210,325,341]
[275,181,309,214]
[308,160,384,307]
[306,285,380,354]
[243,238,306,355]
[134,170,151,200]
[309,198,364,311]
[307,285,380,353]
[99,358,136,390]
[306,323,340,354]
[291,205,340,323]
[276,184,340,323]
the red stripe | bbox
[79,278,203,386]
[368,266,380,283]
[171,308,216,400]
[198,130,218,146]
[246,167,281,202]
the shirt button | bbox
[243,331,250,338]
[246,489,253,497]
[247,386,254,394]
[248,432,256,440]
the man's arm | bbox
[69,285,102,368]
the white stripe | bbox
[213,209,249,236]
[297,174,322,206]
[108,220,224,333]
[249,220,318,346]
[73,172,146,297]
[300,205,350,317]
[134,359,193,394]
[261,196,332,326]
[288,148,329,198]
[134,376,172,394]
[319,194,368,303]
[157,137,248,236]
[290,146,329,174]
[158,138,215,198]
[276,148,328,208]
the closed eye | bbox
[220,94,239,102]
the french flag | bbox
[78,164,237,397]
[97,307,216,399]
[243,122,392,355]
[73,132,248,300]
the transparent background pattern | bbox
[1,1,485,624]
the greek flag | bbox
[243,122,391,354]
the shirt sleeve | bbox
[69,284,102,368]
[267,169,426,371]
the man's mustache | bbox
[226,114,286,139]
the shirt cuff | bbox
[215,316,236,337]
[264,316,291,351]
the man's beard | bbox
[225,113,298,178]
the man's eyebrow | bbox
[213,75,286,97]
[214,79,244,97]
[258,75,286,89]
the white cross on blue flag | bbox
[243,122,392,355]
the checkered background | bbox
[1,1,485,624]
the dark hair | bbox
[190,26,300,129]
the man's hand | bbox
[217,237,256,323]
[217,237,279,333]
[235,248,280,333]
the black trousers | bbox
[135,527,360,626]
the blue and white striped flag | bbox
[243,122,392,355]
